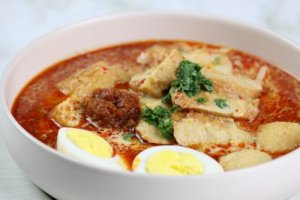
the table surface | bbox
[1,0,300,199]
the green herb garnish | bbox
[196,97,208,104]
[169,105,180,113]
[214,98,229,109]
[122,132,135,141]
[162,60,213,103]
[141,106,176,139]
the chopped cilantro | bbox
[196,97,208,104]
[200,78,214,92]
[214,98,229,109]
[141,106,176,140]
[122,132,135,141]
[162,60,213,103]
[158,118,173,140]
[170,105,180,113]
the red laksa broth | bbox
[12,40,300,173]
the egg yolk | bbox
[67,129,113,158]
[145,150,204,175]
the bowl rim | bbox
[1,10,300,179]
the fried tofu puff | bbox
[256,122,300,153]
[130,49,184,97]
[219,149,272,171]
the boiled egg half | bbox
[57,128,125,171]
[132,145,223,175]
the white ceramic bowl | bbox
[1,12,300,200]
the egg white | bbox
[133,145,224,174]
[57,127,125,171]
